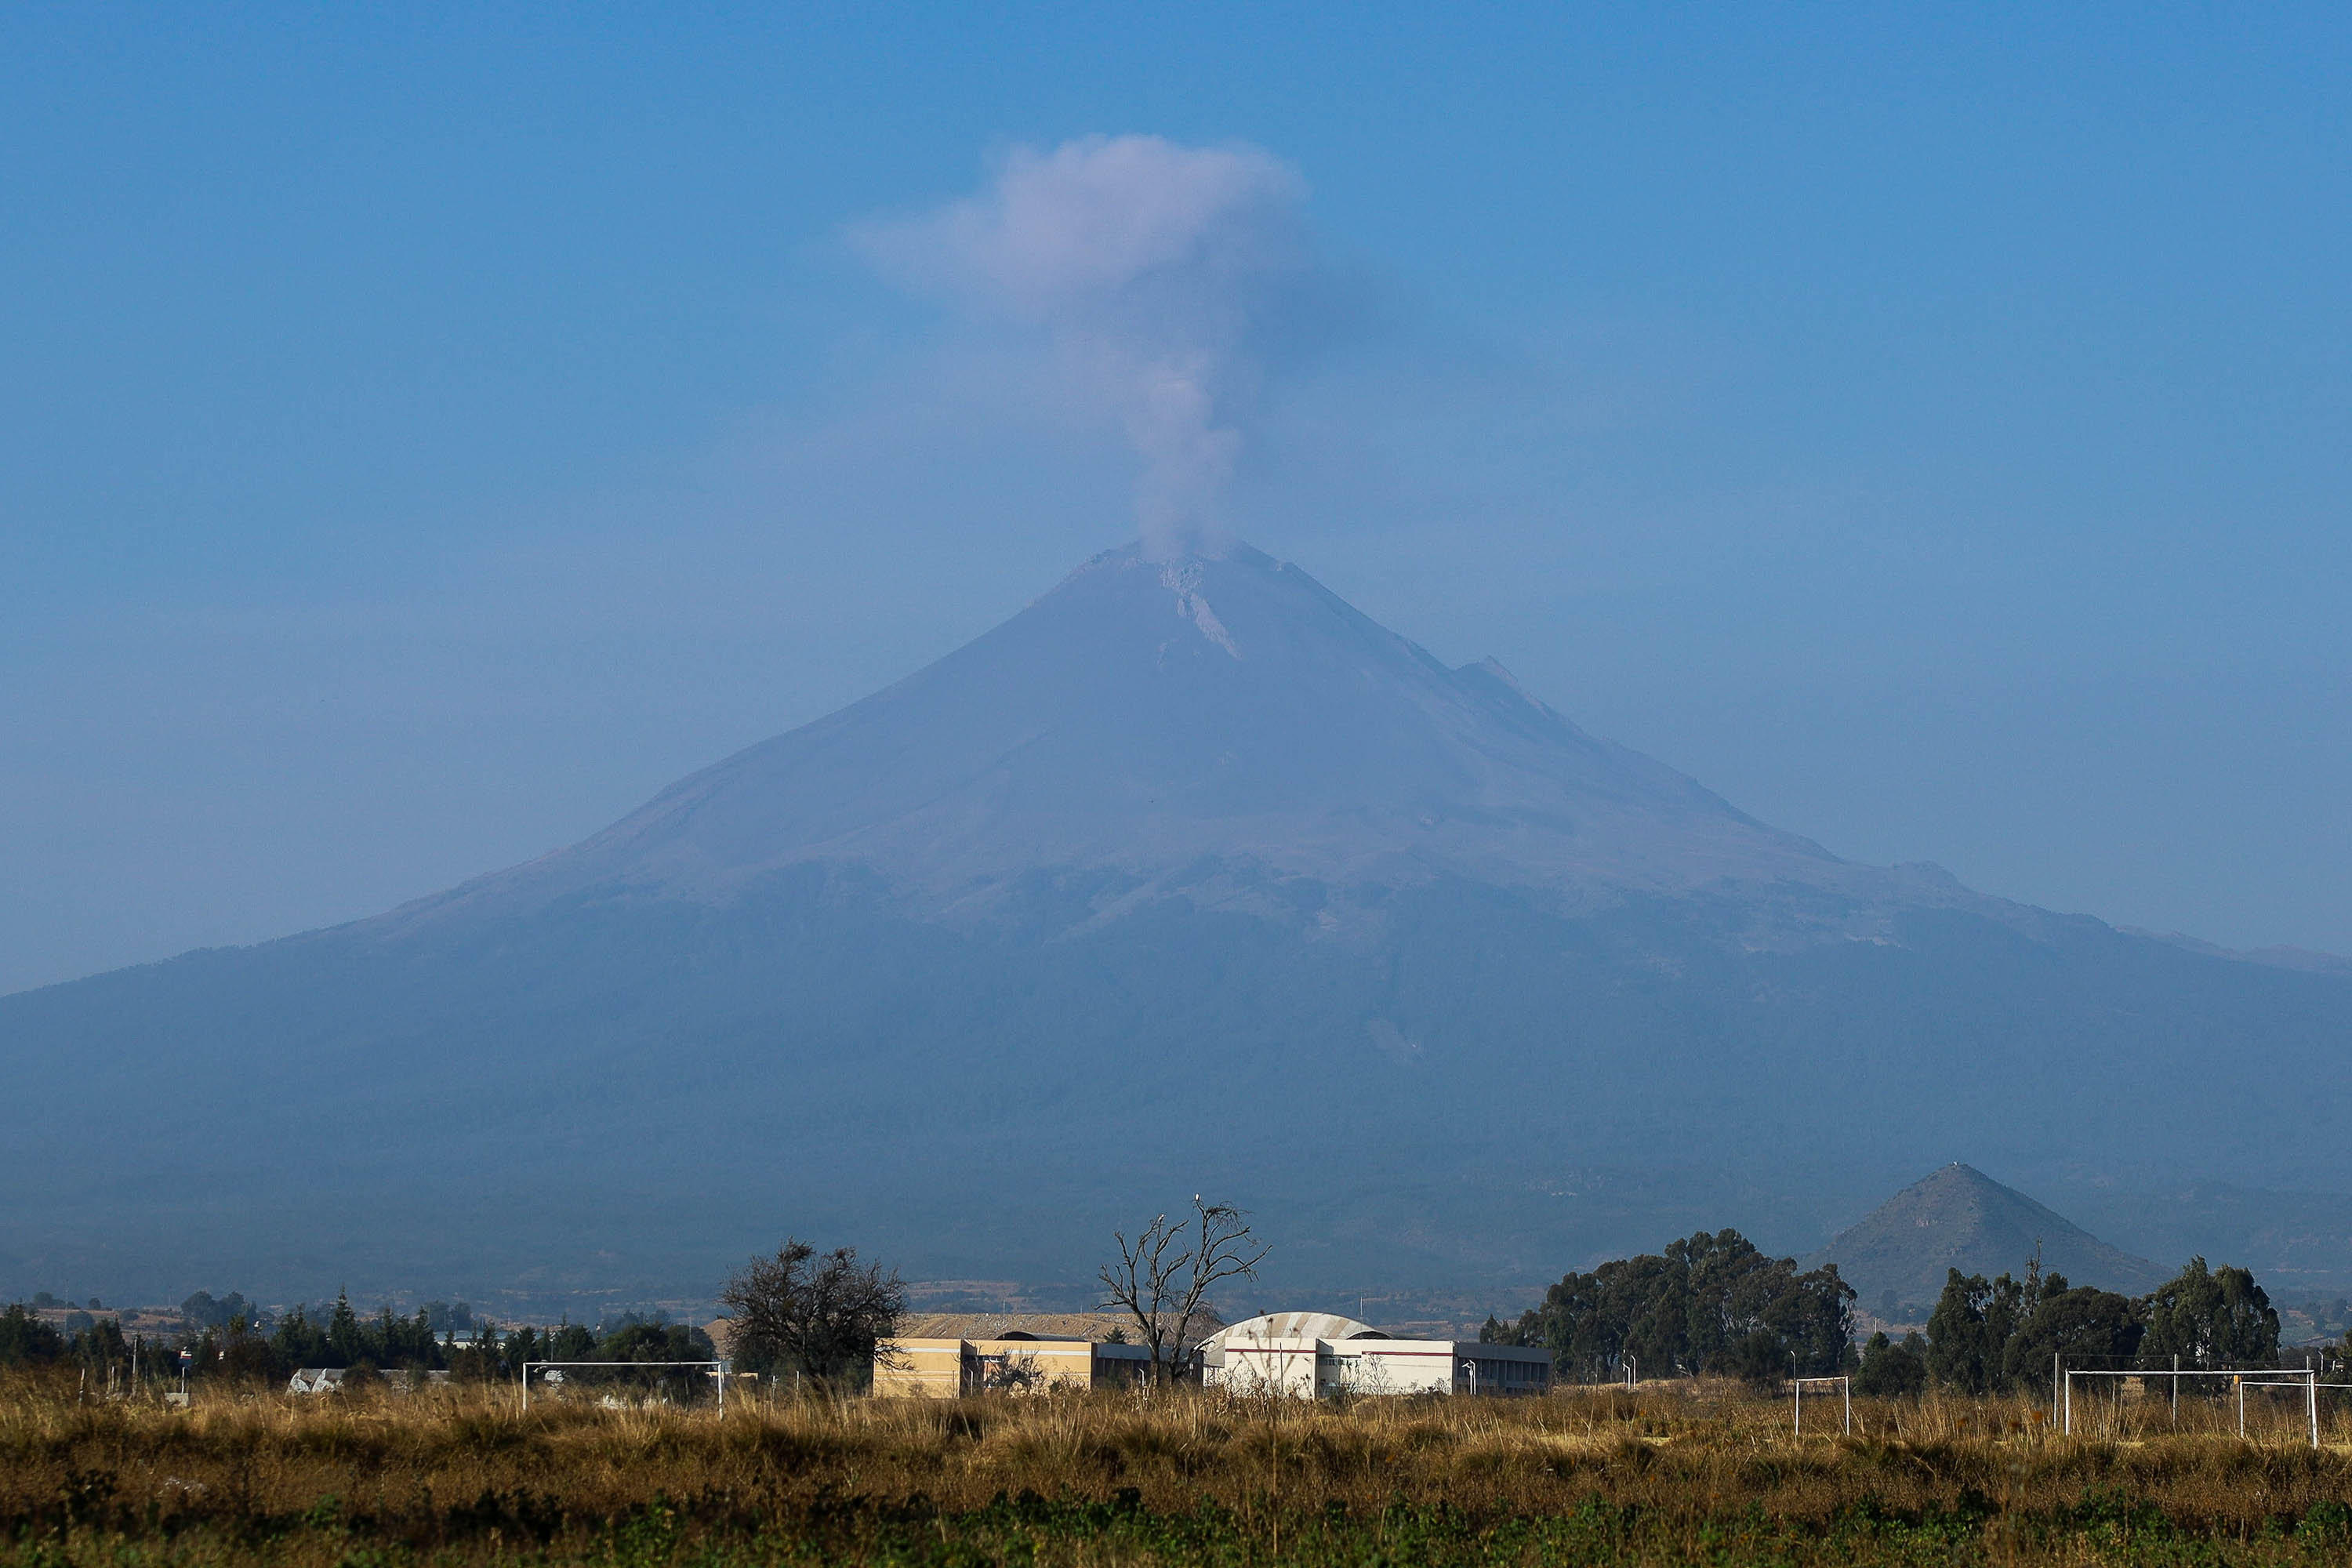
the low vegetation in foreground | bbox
[6,1375,2352,1566]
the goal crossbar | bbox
[1789,1374,1849,1436]
[521,1360,728,1412]
[2060,1367,2319,1446]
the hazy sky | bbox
[5,4,2349,995]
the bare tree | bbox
[972,1345,1044,1395]
[720,1240,905,1389]
[1098,1196,1269,1387]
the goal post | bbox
[521,1360,728,1412]
[2060,1367,2327,1447]
[1790,1374,1849,1436]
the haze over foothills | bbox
[5,6,2352,1312]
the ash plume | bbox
[854,135,1311,558]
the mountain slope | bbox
[1809,1164,2166,1308]
[4,542,2349,1308]
[389,545,1940,934]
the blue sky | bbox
[4,2,2348,993]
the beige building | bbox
[873,1314,1155,1396]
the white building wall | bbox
[1334,1340,1457,1395]
[1207,1333,1322,1398]
[1202,1315,1552,1399]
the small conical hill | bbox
[1813,1164,2166,1310]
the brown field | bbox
[5,1372,2351,1564]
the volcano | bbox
[388,544,1971,935]
[5,543,2350,1308]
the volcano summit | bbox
[5,544,2349,1305]
[394,544,1965,938]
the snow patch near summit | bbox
[1159,560,1241,659]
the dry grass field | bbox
[5,1372,2351,1565]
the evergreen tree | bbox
[1924,1269,2035,1393]
[2139,1258,2279,1370]
[1519,1229,1853,1384]
[1856,1330,1929,1396]
[0,1305,67,1367]
[442,1318,503,1381]
[71,1316,131,1377]
[2005,1283,2143,1388]
[499,1325,546,1379]
[272,1307,334,1370]
[326,1291,366,1367]
[1925,1271,1991,1392]
[1478,1314,1523,1345]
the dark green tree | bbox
[2138,1258,2279,1370]
[213,1316,279,1381]
[2005,1283,2143,1389]
[499,1325,547,1378]
[372,1306,441,1370]
[1516,1229,1853,1384]
[445,1319,506,1382]
[1924,1269,2034,1393]
[180,1291,257,1330]
[71,1316,131,1378]
[722,1240,906,1388]
[271,1307,333,1370]
[593,1316,720,1403]
[597,1316,714,1364]
[1855,1330,1929,1396]
[326,1291,366,1367]
[550,1322,597,1361]
[0,1305,67,1367]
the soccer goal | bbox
[521,1360,728,1412]
[2060,1367,2335,1447]
[1790,1374,1849,1436]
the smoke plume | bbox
[855,135,1310,557]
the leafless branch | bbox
[1099,1196,1268,1386]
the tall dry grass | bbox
[3,1370,2350,1563]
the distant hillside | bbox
[1811,1164,2166,1310]
[5,543,2351,1308]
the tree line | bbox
[1479,1229,1855,1381]
[1860,1254,2284,1397]
[0,1290,713,1386]
[19,1209,2289,1403]
[1479,1229,2301,1394]
[2,1195,1268,1399]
